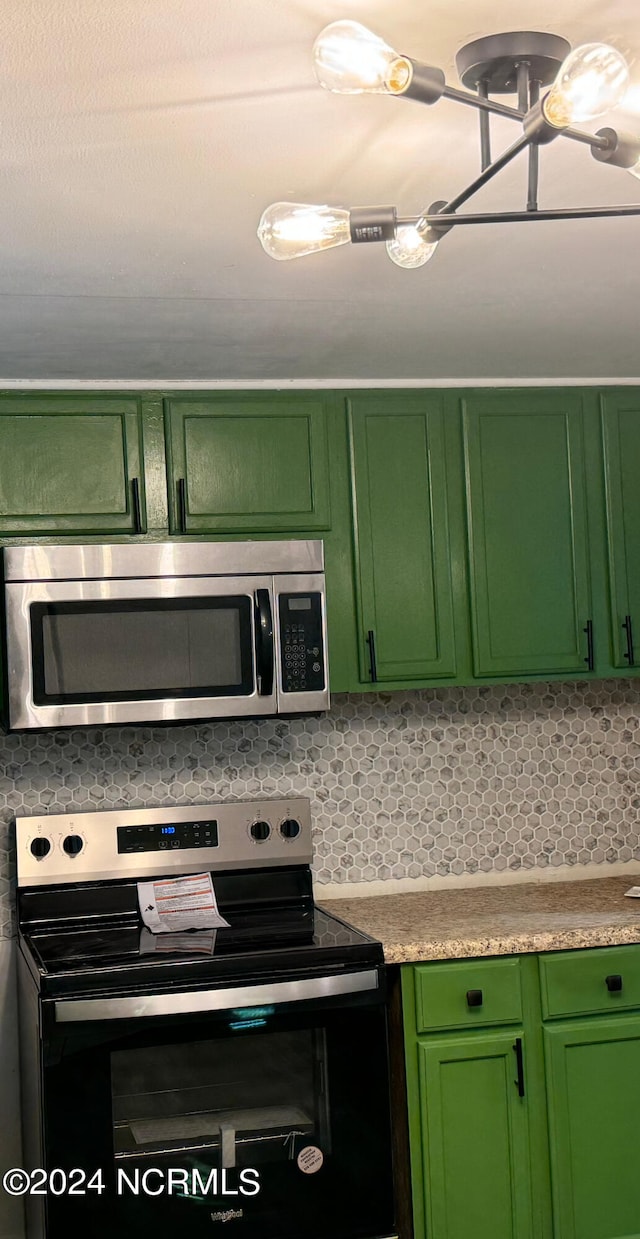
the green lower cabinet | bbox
[544,1015,640,1239]
[415,1030,535,1239]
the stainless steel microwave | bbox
[2,541,329,730]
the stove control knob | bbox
[280,818,301,840]
[30,837,51,859]
[63,834,84,857]
[249,820,271,843]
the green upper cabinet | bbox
[348,395,458,683]
[600,392,640,670]
[164,396,331,534]
[462,392,592,678]
[0,395,146,535]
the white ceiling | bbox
[0,0,639,382]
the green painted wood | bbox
[544,1015,640,1239]
[414,957,523,1033]
[0,396,145,534]
[539,945,640,1019]
[164,396,331,533]
[348,395,457,682]
[601,393,640,669]
[417,1029,535,1239]
[462,392,592,677]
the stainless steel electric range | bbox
[15,798,396,1239]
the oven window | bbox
[111,1030,328,1166]
[30,598,254,703]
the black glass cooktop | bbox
[20,906,381,998]
[26,908,368,971]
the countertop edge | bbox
[382,923,640,964]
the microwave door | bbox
[5,576,278,729]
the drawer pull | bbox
[605,974,623,993]
[513,1037,525,1098]
[466,989,483,1007]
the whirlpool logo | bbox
[210,1208,243,1223]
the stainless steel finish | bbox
[16,798,312,887]
[5,574,277,729]
[4,540,325,582]
[275,572,330,716]
[54,970,379,1022]
[3,539,329,729]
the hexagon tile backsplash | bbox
[2,679,640,936]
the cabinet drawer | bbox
[414,957,523,1032]
[540,945,640,1018]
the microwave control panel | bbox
[278,593,325,694]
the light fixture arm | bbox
[397,203,640,227]
[441,134,532,215]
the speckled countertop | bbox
[320,876,640,963]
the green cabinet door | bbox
[462,392,592,677]
[412,1030,534,1239]
[348,395,457,682]
[544,1016,640,1239]
[164,396,331,534]
[601,393,640,669]
[0,396,146,535]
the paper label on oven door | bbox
[137,872,230,933]
[297,1146,324,1174]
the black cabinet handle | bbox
[176,478,187,534]
[366,629,378,683]
[606,974,623,992]
[513,1038,525,1098]
[466,989,483,1007]
[131,477,143,535]
[583,619,594,671]
[623,615,635,665]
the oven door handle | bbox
[53,969,379,1023]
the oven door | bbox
[39,969,395,1239]
[5,576,277,728]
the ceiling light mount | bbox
[258,22,640,269]
[455,31,571,95]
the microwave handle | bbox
[254,589,274,696]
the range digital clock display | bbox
[117,820,218,854]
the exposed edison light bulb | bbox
[543,43,629,128]
[385,224,438,269]
[257,202,351,260]
[313,20,412,95]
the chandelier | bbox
[257,24,640,269]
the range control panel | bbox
[279,592,325,694]
[15,798,312,887]
[117,819,219,854]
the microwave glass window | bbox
[30,598,254,704]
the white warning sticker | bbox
[297,1146,324,1175]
